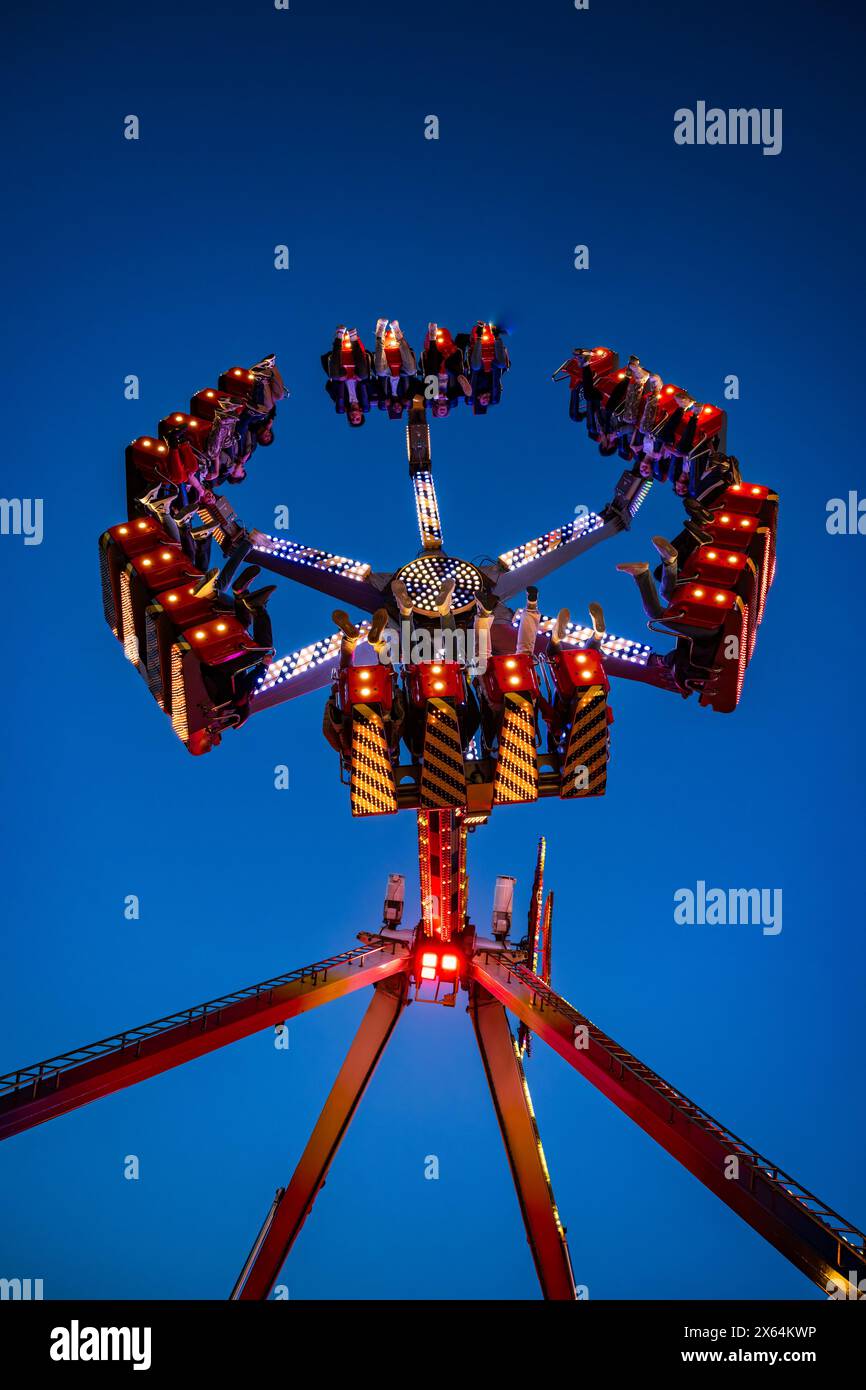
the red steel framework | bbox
[1,854,864,1300]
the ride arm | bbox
[0,942,411,1141]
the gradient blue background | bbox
[2,0,864,1300]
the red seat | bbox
[338,663,394,714]
[182,615,260,668]
[99,518,174,642]
[680,545,760,658]
[189,388,246,422]
[125,436,172,487]
[145,583,226,711]
[407,662,464,705]
[157,411,211,446]
[482,653,539,702]
[218,366,257,400]
[661,588,749,713]
[549,647,609,699]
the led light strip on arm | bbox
[252,535,372,583]
[498,512,606,572]
[255,623,371,695]
[412,471,443,550]
[513,610,652,667]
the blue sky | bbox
[1,0,864,1299]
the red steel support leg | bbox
[469,984,576,1301]
[233,973,409,1300]
[471,950,866,1299]
[0,942,410,1141]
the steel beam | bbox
[471,951,866,1299]
[249,532,386,612]
[0,943,410,1141]
[233,975,409,1299]
[493,516,619,600]
[469,985,576,1300]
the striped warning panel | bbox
[493,693,538,804]
[560,686,608,798]
[350,704,398,817]
[420,699,467,809]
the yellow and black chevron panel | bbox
[493,693,539,804]
[350,704,398,817]
[420,698,467,809]
[560,685,608,798]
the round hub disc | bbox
[394,554,486,618]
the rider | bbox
[420,324,472,418]
[466,321,509,414]
[322,327,373,428]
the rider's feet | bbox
[391,577,413,616]
[551,607,571,648]
[435,578,455,615]
[651,536,678,567]
[589,600,606,638]
[367,608,390,645]
[333,609,359,641]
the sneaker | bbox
[589,601,606,636]
[526,586,539,605]
[375,318,388,339]
[435,578,456,614]
[457,374,472,397]
[551,608,571,647]
[651,536,678,566]
[428,322,438,339]
[367,608,390,645]
[616,562,649,576]
[243,585,277,610]
[390,319,402,340]
[232,565,262,595]
[332,609,359,641]
[391,577,413,615]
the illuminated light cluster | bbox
[629,480,654,517]
[516,611,652,667]
[499,513,605,571]
[253,536,372,583]
[394,554,484,616]
[120,571,138,665]
[169,643,189,743]
[412,471,443,548]
[350,711,398,816]
[419,950,459,981]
